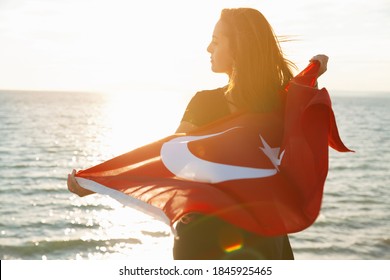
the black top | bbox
[173,88,294,260]
[181,87,230,126]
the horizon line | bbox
[1,88,389,97]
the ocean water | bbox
[0,90,389,260]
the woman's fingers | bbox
[310,54,329,76]
[67,169,78,194]
[67,170,94,197]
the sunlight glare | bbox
[101,89,187,157]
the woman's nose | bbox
[207,42,213,53]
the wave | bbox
[141,230,170,238]
[0,237,142,260]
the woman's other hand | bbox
[67,169,94,197]
[310,54,329,77]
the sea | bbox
[0,89,389,260]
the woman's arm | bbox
[67,169,94,197]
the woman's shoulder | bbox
[192,86,226,101]
[181,86,230,127]
[196,86,226,95]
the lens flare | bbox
[223,242,243,253]
[218,226,244,254]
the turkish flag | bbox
[75,62,352,236]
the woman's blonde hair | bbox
[220,8,295,112]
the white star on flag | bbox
[259,134,285,171]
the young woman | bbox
[68,7,328,259]
[172,8,327,260]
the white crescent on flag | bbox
[160,127,280,183]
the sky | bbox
[0,0,389,96]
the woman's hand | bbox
[310,54,329,77]
[67,169,94,197]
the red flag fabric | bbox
[75,62,352,236]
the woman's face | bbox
[207,20,234,75]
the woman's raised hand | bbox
[310,54,329,77]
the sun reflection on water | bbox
[70,91,182,259]
[69,194,173,259]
